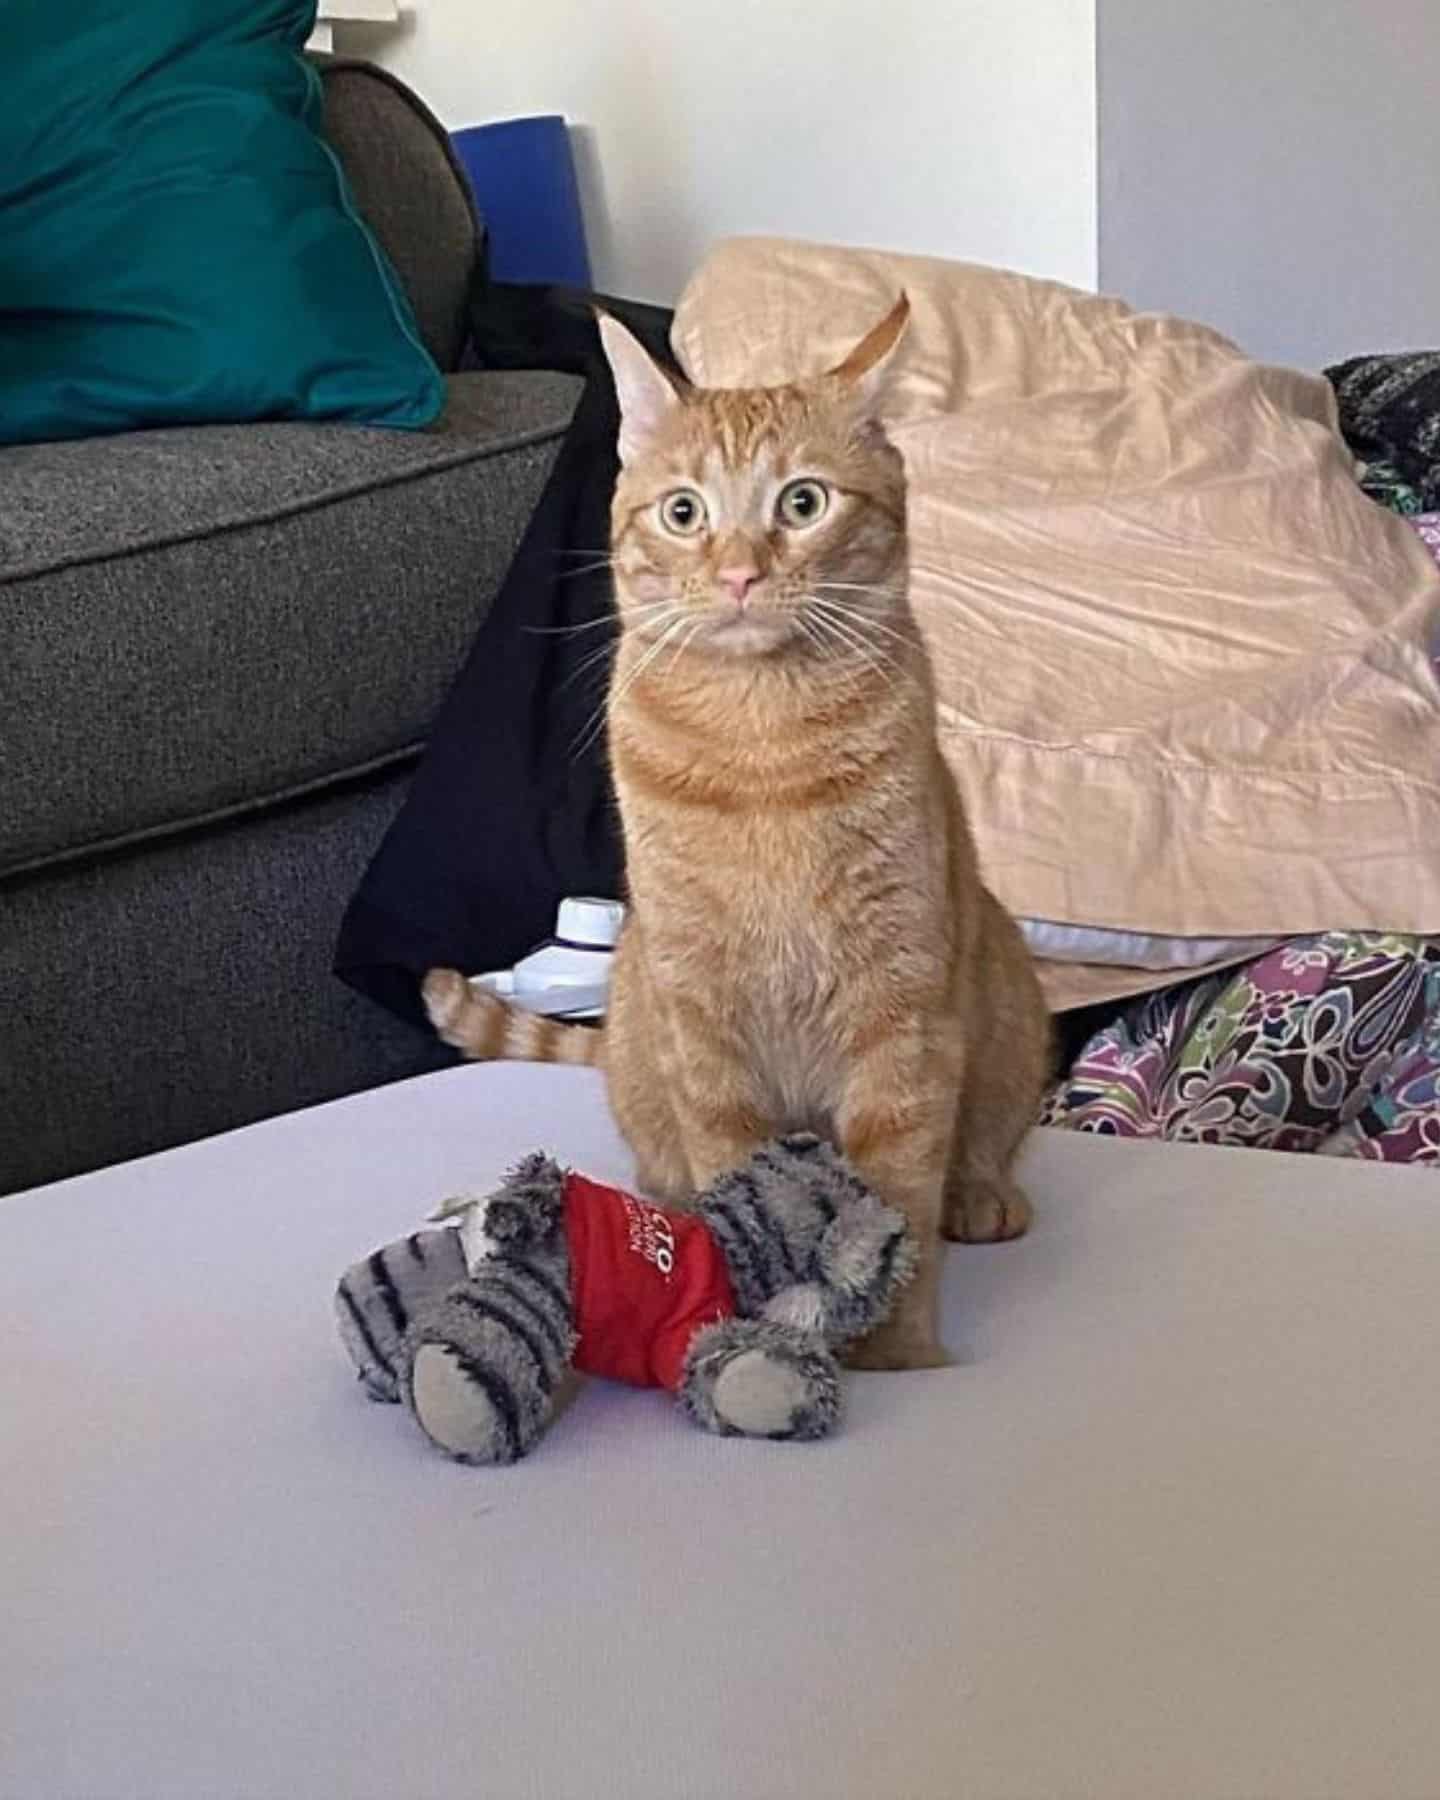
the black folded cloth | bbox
[334,280,674,1029]
[1326,350,1440,516]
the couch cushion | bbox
[0,370,581,878]
[319,59,479,376]
[1,2,442,446]
[0,766,449,1195]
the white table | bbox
[4,1064,1440,1800]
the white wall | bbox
[1098,0,1440,369]
[375,0,1098,302]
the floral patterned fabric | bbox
[1043,933,1440,1165]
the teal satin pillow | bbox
[0,0,444,445]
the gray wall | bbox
[1098,1,1440,370]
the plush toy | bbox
[335,1134,916,1463]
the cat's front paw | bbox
[944,1179,1032,1244]
[633,1162,696,1210]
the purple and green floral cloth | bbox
[1043,932,1440,1165]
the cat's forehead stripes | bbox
[694,444,784,513]
[681,386,817,470]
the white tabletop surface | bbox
[4,1063,1439,1800]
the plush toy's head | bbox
[434,1150,568,1270]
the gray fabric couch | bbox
[0,61,581,1194]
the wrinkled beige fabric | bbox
[673,238,1440,1010]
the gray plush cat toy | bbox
[336,1134,916,1464]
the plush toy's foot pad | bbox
[712,1351,817,1437]
[410,1343,513,1465]
[402,1267,577,1466]
[681,1319,842,1442]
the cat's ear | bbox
[597,312,684,464]
[825,293,911,413]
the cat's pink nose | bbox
[718,565,761,605]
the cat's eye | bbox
[776,478,831,529]
[659,489,707,536]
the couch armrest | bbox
[315,56,481,374]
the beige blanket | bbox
[672,239,1440,1009]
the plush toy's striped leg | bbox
[680,1319,842,1442]
[335,1228,470,1402]
[402,1262,578,1465]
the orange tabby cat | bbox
[423,296,1050,1369]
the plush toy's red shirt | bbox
[562,1172,736,1390]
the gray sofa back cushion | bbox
[0,372,581,880]
[319,59,479,374]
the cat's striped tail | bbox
[421,968,605,1067]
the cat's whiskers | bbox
[627,601,695,647]
[811,579,900,595]
[571,609,693,759]
[801,605,896,688]
[557,638,622,698]
[527,597,671,639]
[803,597,909,685]
[808,607,915,665]
[830,572,996,632]
[526,614,615,639]
[807,586,912,639]
[806,623,911,682]
[809,585,916,649]
[556,602,685,699]
[660,615,710,685]
[607,610,694,708]
[793,612,849,671]
[549,557,617,581]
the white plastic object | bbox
[469,897,625,1021]
[555,896,625,949]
